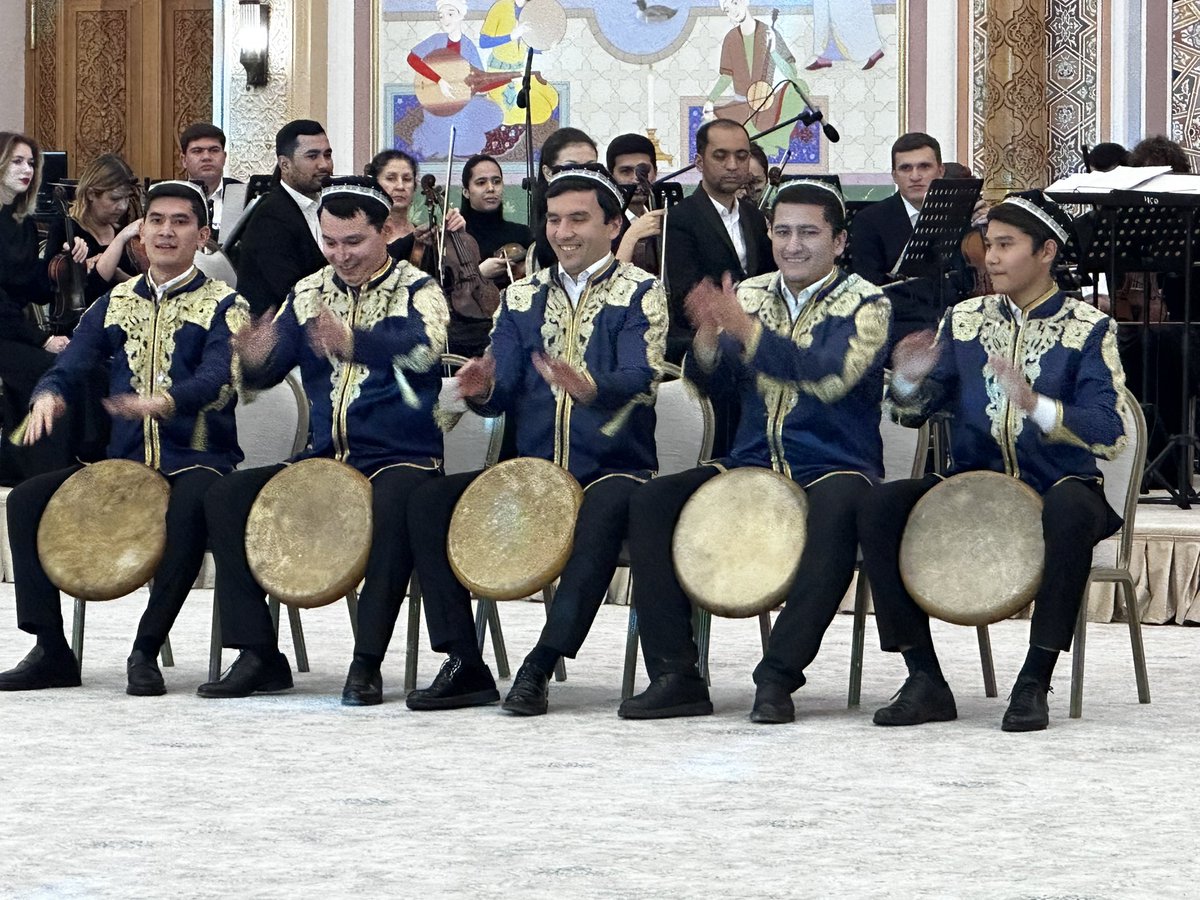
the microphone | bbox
[788,80,841,143]
[517,47,535,110]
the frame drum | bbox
[899,471,1045,626]
[447,457,583,601]
[38,460,171,602]
[672,467,808,618]
[245,458,373,608]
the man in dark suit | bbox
[664,118,775,363]
[232,120,333,317]
[849,132,950,341]
[179,123,244,242]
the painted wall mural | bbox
[378,0,903,179]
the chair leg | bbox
[976,625,997,698]
[1070,599,1087,719]
[345,588,359,643]
[269,597,280,634]
[405,576,421,693]
[622,605,640,701]
[286,603,310,673]
[1121,577,1151,704]
[848,574,869,708]
[758,610,771,654]
[71,598,85,668]
[692,607,712,685]
[486,599,510,679]
[208,599,222,683]
[159,634,175,668]
[541,584,567,683]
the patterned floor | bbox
[0,585,1192,899]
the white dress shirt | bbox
[557,253,613,307]
[780,269,836,321]
[708,191,749,272]
[902,195,920,229]
[146,265,198,302]
[281,181,322,247]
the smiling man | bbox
[859,190,1128,733]
[407,164,667,717]
[1,181,248,696]
[198,176,448,703]
[621,181,891,723]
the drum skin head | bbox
[673,467,808,618]
[900,471,1045,626]
[246,458,373,609]
[38,460,171,602]
[447,458,583,601]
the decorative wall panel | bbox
[224,0,296,178]
[1172,0,1200,169]
[74,10,130,161]
[33,0,58,149]
[971,0,988,177]
[1046,0,1098,181]
[167,5,215,176]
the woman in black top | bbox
[459,153,532,292]
[0,133,97,484]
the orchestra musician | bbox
[178,123,242,242]
[664,118,775,364]
[232,120,333,317]
[459,153,532,291]
[406,164,667,717]
[620,181,890,722]
[366,149,420,242]
[859,191,1127,732]
[0,181,248,696]
[606,132,665,274]
[198,177,448,704]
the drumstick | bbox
[391,359,421,408]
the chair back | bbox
[235,369,309,469]
[655,362,714,475]
[879,408,929,482]
[440,353,504,475]
[1095,387,1147,569]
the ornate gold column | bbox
[980,0,1048,201]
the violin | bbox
[496,241,528,284]
[414,174,499,320]
[46,185,87,336]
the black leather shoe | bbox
[750,681,795,724]
[1002,676,1051,732]
[618,672,713,720]
[341,659,383,706]
[873,671,957,726]
[126,650,166,697]
[502,662,550,716]
[196,649,293,698]
[0,645,81,691]
[406,655,500,710]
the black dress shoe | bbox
[618,672,713,720]
[1002,676,1050,732]
[126,650,166,697]
[196,649,293,699]
[342,659,383,706]
[873,671,958,726]
[0,645,81,691]
[406,655,500,710]
[502,662,550,716]
[750,680,795,724]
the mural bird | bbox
[635,0,678,24]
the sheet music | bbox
[1045,165,1173,194]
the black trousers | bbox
[0,339,78,485]
[205,463,436,653]
[410,471,640,658]
[7,463,218,649]
[628,467,869,690]
[859,473,1120,654]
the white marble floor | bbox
[0,585,1194,899]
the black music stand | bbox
[890,178,982,313]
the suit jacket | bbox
[232,186,326,317]
[664,186,775,361]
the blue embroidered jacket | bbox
[685,269,891,486]
[890,290,1127,494]
[34,269,249,475]
[244,259,448,477]
[472,258,667,486]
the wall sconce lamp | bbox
[239,0,270,88]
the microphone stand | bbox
[655,108,821,184]
[516,47,536,226]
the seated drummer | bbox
[197,176,448,703]
[621,181,891,723]
[1,181,248,696]
[860,190,1126,732]
[406,164,667,716]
